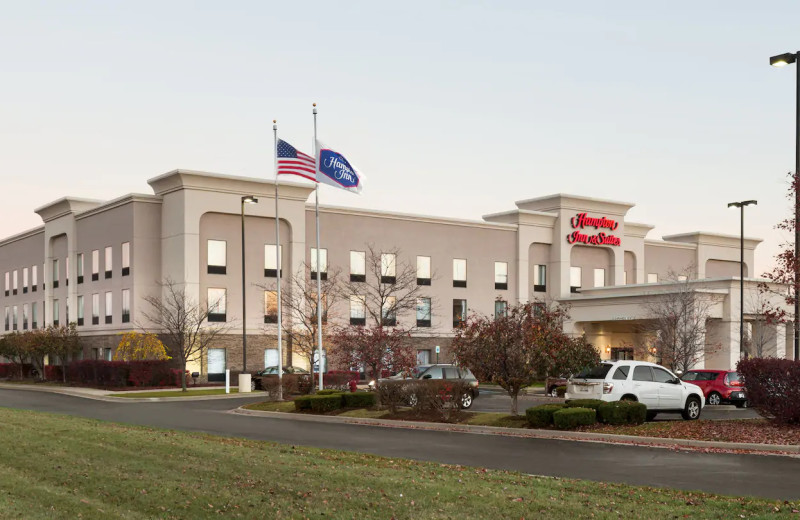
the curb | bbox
[0,383,266,403]
[232,407,800,455]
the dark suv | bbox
[369,364,480,408]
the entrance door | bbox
[208,348,226,382]
[264,348,279,370]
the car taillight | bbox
[729,381,742,387]
[603,382,613,394]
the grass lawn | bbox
[109,388,241,398]
[0,408,796,519]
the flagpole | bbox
[274,120,283,401]
[313,103,323,392]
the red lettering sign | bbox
[567,213,621,247]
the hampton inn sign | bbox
[566,213,622,247]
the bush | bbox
[314,372,355,391]
[556,385,567,397]
[316,389,343,396]
[259,374,312,397]
[0,363,34,379]
[343,392,376,408]
[553,407,596,430]
[309,394,344,413]
[376,379,471,421]
[738,358,800,424]
[564,399,605,411]
[294,396,312,411]
[597,401,647,425]
[525,404,566,427]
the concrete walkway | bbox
[0,382,265,402]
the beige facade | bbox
[0,170,793,378]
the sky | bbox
[1,0,799,274]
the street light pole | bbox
[241,195,258,373]
[770,51,800,360]
[728,200,757,359]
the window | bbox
[92,250,99,281]
[382,296,397,326]
[677,275,688,282]
[349,295,366,326]
[207,240,227,274]
[417,350,431,365]
[52,300,59,327]
[31,265,38,292]
[122,289,130,323]
[3,272,8,296]
[264,244,282,277]
[570,267,582,293]
[51,260,58,289]
[443,367,459,379]
[207,288,227,322]
[104,246,113,279]
[12,270,18,294]
[347,251,366,282]
[77,295,84,326]
[653,367,676,383]
[77,253,84,283]
[632,366,653,382]
[417,256,431,286]
[623,271,628,285]
[104,292,113,324]
[4,306,8,331]
[92,293,100,325]
[453,299,467,328]
[31,302,38,329]
[264,290,278,323]
[647,273,658,284]
[66,299,69,323]
[65,257,69,286]
[494,300,507,318]
[416,297,431,327]
[311,292,329,325]
[310,248,328,280]
[104,348,112,361]
[453,259,467,288]
[533,264,546,292]
[22,303,29,330]
[494,262,508,290]
[22,268,28,293]
[380,253,396,284]
[593,268,605,288]
[612,366,630,380]
[121,242,130,276]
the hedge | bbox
[564,399,605,411]
[316,389,343,396]
[597,401,647,425]
[738,357,800,425]
[294,396,313,411]
[525,403,567,428]
[555,385,567,398]
[0,363,34,379]
[309,394,344,413]
[553,407,596,429]
[343,392,376,408]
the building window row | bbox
[5,266,38,296]
[2,289,132,330]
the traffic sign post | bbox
[435,345,440,364]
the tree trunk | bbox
[510,393,518,416]
[181,360,187,391]
[62,359,67,383]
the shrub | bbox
[260,374,312,397]
[597,401,647,425]
[738,358,800,424]
[294,396,313,411]
[526,403,566,428]
[314,372,355,391]
[309,394,344,413]
[564,399,605,411]
[316,389,343,396]
[556,385,567,397]
[553,407,596,429]
[343,392,376,408]
[0,363,34,379]
[375,379,471,421]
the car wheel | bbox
[707,392,721,406]
[251,379,259,391]
[460,392,473,409]
[682,396,701,420]
[646,411,658,421]
[408,394,419,407]
[549,386,559,398]
[620,395,637,402]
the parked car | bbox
[251,366,310,391]
[368,364,480,409]
[545,375,569,397]
[680,369,747,407]
[565,360,705,420]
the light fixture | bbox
[605,346,611,354]
[242,195,258,204]
[770,52,796,67]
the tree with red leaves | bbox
[451,301,598,416]
[328,325,417,382]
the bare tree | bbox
[642,268,718,373]
[743,288,782,358]
[259,264,342,368]
[140,278,231,391]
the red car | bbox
[680,370,747,407]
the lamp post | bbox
[771,52,800,360]
[728,200,757,359]
[241,195,258,373]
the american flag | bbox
[277,139,317,182]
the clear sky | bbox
[1,0,798,274]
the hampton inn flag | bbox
[315,140,363,194]
[276,139,317,182]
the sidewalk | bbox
[232,406,800,456]
[0,382,264,402]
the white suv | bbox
[565,361,705,420]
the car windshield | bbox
[573,364,612,380]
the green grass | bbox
[465,412,530,428]
[109,388,240,398]
[243,400,296,412]
[337,408,389,419]
[0,408,796,519]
